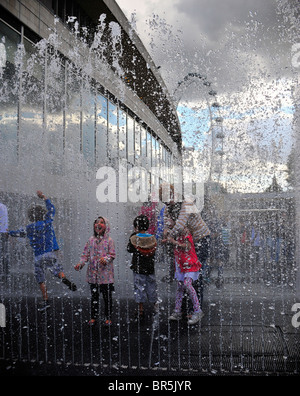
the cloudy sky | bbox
[115,0,299,192]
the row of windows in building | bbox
[0,19,175,182]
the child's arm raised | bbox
[37,191,46,200]
[37,191,56,221]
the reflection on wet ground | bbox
[1,274,299,376]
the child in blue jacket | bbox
[9,191,76,311]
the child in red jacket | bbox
[165,228,203,325]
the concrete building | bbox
[0,0,182,296]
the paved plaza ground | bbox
[1,267,299,377]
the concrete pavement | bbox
[0,270,299,376]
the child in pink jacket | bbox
[75,216,116,326]
[165,228,203,325]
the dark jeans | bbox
[195,235,211,264]
[90,283,114,320]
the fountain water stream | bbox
[0,1,299,376]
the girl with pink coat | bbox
[75,216,116,326]
[165,228,203,325]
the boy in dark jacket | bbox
[127,215,158,321]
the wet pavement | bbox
[0,271,299,377]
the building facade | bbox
[0,0,182,296]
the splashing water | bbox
[0,2,300,376]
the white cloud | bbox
[115,0,297,192]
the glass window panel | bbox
[0,21,19,67]
[150,172,160,199]
[0,100,18,165]
[20,40,44,167]
[0,22,20,165]
[147,172,152,198]
[166,150,171,180]
[157,140,161,167]
[170,154,175,185]
[118,108,126,159]
[141,126,147,156]
[147,131,152,167]
[127,162,134,202]
[143,169,150,201]
[152,135,157,168]
[140,126,148,169]
[167,150,171,168]
[158,142,166,181]
[45,50,65,174]
[82,85,95,167]
[162,145,166,165]
[23,37,44,82]
[108,101,118,161]
[135,123,141,162]
[65,63,81,155]
[23,37,44,105]
[127,115,134,164]
[159,144,163,173]
[96,93,108,166]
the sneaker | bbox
[169,311,182,321]
[70,283,77,291]
[187,311,204,325]
[38,301,51,312]
[104,318,112,326]
[62,278,77,291]
[88,319,96,326]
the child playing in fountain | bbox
[127,215,158,322]
[164,227,203,325]
[75,216,116,326]
[9,191,77,311]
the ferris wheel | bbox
[173,72,225,184]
